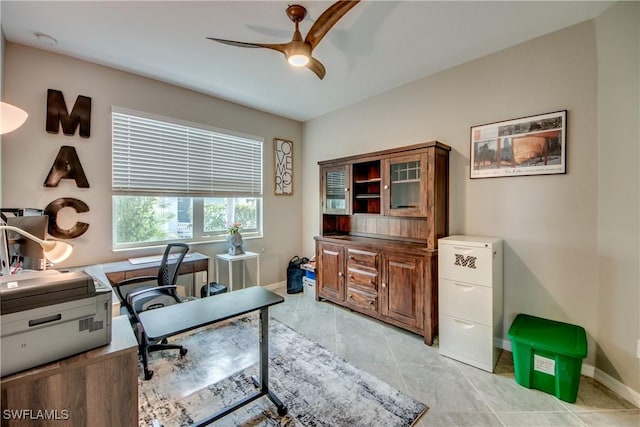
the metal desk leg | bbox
[139,329,154,380]
[251,308,287,416]
[192,307,287,426]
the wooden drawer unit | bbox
[346,287,378,315]
[438,236,503,372]
[1,316,139,427]
[346,247,378,270]
[346,267,378,292]
[316,236,438,345]
[193,259,210,273]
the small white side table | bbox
[215,251,260,291]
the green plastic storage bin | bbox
[507,314,587,403]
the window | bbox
[112,108,263,249]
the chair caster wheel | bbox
[160,338,168,344]
[180,348,188,357]
[277,406,288,416]
[144,370,154,380]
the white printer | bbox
[0,270,112,377]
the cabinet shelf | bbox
[354,178,381,184]
[355,194,380,199]
[391,179,421,184]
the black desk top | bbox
[139,286,284,340]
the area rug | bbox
[138,316,427,426]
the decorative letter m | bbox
[46,89,91,137]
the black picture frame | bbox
[470,110,567,179]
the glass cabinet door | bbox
[322,165,350,214]
[383,153,427,217]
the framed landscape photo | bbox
[274,138,293,195]
[470,110,567,179]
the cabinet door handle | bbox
[368,280,373,284]
[453,283,475,292]
[338,272,343,277]
[348,294,353,299]
[368,300,374,305]
[453,319,475,329]
[381,283,386,288]
[383,185,389,190]
[345,188,349,192]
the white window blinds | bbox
[112,108,263,197]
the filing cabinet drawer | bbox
[440,278,492,325]
[346,287,378,315]
[439,243,493,285]
[346,248,378,270]
[439,314,493,367]
[347,268,377,292]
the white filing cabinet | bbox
[438,235,503,372]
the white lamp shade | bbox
[0,225,73,266]
[1,102,28,134]
[41,240,74,264]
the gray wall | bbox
[1,44,303,286]
[302,5,639,394]
[594,1,640,393]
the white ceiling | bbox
[1,1,612,122]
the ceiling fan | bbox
[207,1,360,80]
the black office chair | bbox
[114,243,190,379]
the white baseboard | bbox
[263,281,285,291]
[593,367,640,408]
[496,338,638,406]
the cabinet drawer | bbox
[347,268,377,292]
[346,248,378,270]
[439,279,492,325]
[346,288,378,314]
[439,243,493,285]
[439,314,493,367]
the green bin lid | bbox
[507,314,587,359]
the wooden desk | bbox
[0,316,138,427]
[102,252,209,297]
[138,287,287,425]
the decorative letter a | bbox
[44,146,90,188]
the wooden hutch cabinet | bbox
[315,142,450,345]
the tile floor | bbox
[268,285,639,427]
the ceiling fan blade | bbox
[306,57,326,80]
[207,37,288,54]
[304,0,360,51]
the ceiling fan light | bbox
[287,54,309,67]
